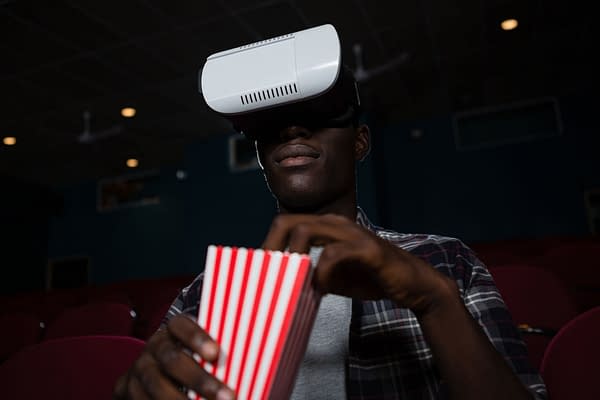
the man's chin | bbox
[275,190,325,213]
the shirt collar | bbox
[356,207,376,232]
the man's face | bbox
[255,125,367,212]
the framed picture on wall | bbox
[47,255,90,290]
[228,134,259,172]
[453,97,563,151]
[97,169,161,212]
[584,188,600,235]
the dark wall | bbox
[39,94,597,285]
[48,172,188,284]
[371,94,593,242]
[46,134,379,285]
[0,176,61,294]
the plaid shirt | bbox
[163,208,547,399]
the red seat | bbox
[136,301,172,340]
[0,290,46,318]
[43,301,135,340]
[0,312,44,362]
[83,285,133,305]
[489,265,578,369]
[0,335,145,400]
[38,288,90,321]
[541,306,600,400]
[532,242,600,312]
[103,276,192,338]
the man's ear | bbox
[354,124,371,161]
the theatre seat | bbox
[0,312,44,362]
[43,301,135,340]
[541,306,600,400]
[136,300,172,340]
[489,265,578,369]
[532,242,600,312]
[0,335,145,400]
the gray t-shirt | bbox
[290,247,352,399]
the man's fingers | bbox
[261,214,296,250]
[125,375,152,400]
[149,334,233,398]
[156,345,233,399]
[262,214,356,253]
[187,367,236,400]
[113,370,133,399]
[166,315,219,362]
[164,315,236,398]
[130,352,187,399]
[314,241,384,298]
[313,241,356,292]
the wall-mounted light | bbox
[176,170,188,180]
[3,136,16,146]
[126,158,139,168]
[121,107,136,118]
[501,18,519,31]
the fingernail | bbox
[192,335,205,349]
[216,388,235,400]
[200,341,219,359]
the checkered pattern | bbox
[164,209,547,399]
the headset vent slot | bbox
[240,82,298,106]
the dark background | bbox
[0,0,597,294]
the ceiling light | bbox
[3,136,16,146]
[121,107,136,118]
[501,18,518,31]
[126,158,139,168]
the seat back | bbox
[43,301,135,340]
[137,301,172,340]
[540,306,600,400]
[0,312,44,361]
[489,265,578,369]
[0,335,145,400]
[490,265,578,328]
[532,242,600,312]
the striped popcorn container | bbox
[190,245,321,400]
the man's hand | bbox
[262,213,457,316]
[113,315,235,400]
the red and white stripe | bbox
[192,245,320,400]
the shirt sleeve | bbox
[456,241,548,400]
[159,273,204,329]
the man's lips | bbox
[274,144,320,167]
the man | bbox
[114,65,547,399]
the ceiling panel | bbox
[138,33,210,76]
[361,0,419,32]
[71,0,168,36]
[238,2,306,38]
[297,0,369,47]
[59,56,136,94]
[0,0,594,186]
[184,16,252,53]
[0,14,75,77]
[98,44,178,84]
[5,0,122,51]
[25,65,105,105]
[144,0,226,26]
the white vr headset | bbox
[199,24,359,118]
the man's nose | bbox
[279,125,312,141]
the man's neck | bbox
[278,192,357,221]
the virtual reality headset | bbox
[199,24,360,140]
